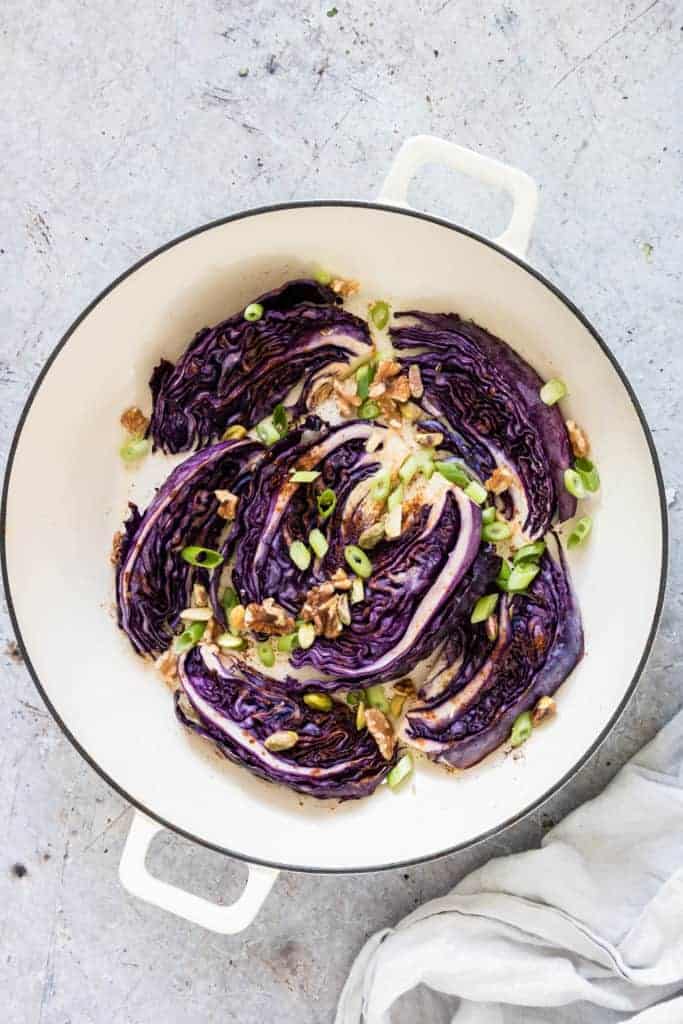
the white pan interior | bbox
[4,204,665,872]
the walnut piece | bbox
[374,359,402,383]
[385,375,411,403]
[300,582,346,639]
[416,431,443,448]
[532,695,557,725]
[215,489,239,519]
[120,406,149,436]
[155,649,177,684]
[309,377,334,407]
[245,598,295,636]
[330,277,360,298]
[566,420,590,458]
[334,380,362,416]
[330,568,352,591]
[110,530,124,566]
[393,678,415,695]
[408,364,424,398]
[364,709,396,760]
[485,465,515,494]
[229,604,246,632]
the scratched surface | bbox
[1,1,681,1022]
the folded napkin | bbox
[336,710,683,1024]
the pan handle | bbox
[377,134,538,259]
[119,811,279,934]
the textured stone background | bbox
[1,1,681,1021]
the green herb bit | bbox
[317,488,337,520]
[482,506,497,525]
[574,457,600,493]
[510,711,533,748]
[221,586,239,615]
[369,300,391,330]
[568,515,593,548]
[346,690,365,707]
[564,468,587,500]
[356,362,376,401]
[222,424,248,441]
[216,632,246,651]
[513,541,546,563]
[482,521,512,543]
[344,545,372,579]
[313,266,332,285]
[277,632,299,653]
[244,302,264,322]
[387,753,413,789]
[291,469,320,483]
[309,528,329,558]
[539,378,567,406]
[303,692,333,712]
[255,417,281,447]
[120,438,149,463]
[471,593,499,624]
[272,403,288,436]
[256,640,275,667]
[370,468,391,503]
[496,558,512,590]
[298,622,316,649]
[435,461,469,488]
[356,701,366,730]
[506,562,540,593]
[173,621,206,654]
[358,399,381,420]
[365,684,389,713]
[464,480,487,505]
[358,521,385,550]
[180,546,224,569]
[289,540,312,572]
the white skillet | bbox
[1,136,667,934]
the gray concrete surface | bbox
[1,1,681,1021]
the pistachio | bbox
[416,431,443,448]
[532,695,557,725]
[408,364,424,398]
[229,604,246,632]
[180,606,213,622]
[358,521,386,549]
[192,583,209,608]
[303,693,333,711]
[264,730,299,752]
[337,592,351,626]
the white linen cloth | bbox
[336,710,683,1024]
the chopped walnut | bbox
[365,428,384,453]
[334,380,362,416]
[244,598,295,636]
[385,375,411,403]
[377,394,401,426]
[485,465,515,494]
[368,380,387,399]
[393,678,415,696]
[192,583,209,608]
[120,406,149,436]
[330,277,360,298]
[364,709,396,760]
[309,377,334,407]
[229,604,246,632]
[155,649,177,684]
[374,359,402,383]
[566,420,590,458]
[214,489,239,519]
[408,364,423,398]
[532,695,557,725]
[416,431,443,448]
[330,568,352,591]
[300,582,346,639]
[110,531,124,566]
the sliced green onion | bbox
[313,266,332,285]
[272,403,288,436]
[181,546,224,569]
[291,469,320,483]
[120,438,149,462]
[574,457,600,493]
[513,541,546,563]
[221,586,239,615]
[216,632,246,650]
[507,562,540,593]
[256,641,275,667]
[482,506,497,525]
[244,302,264,322]
[222,424,248,441]
[303,692,333,712]
[298,622,316,649]
[564,468,587,500]
[496,558,512,590]
[539,378,567,406]
[264,730,298,752]
[387,753,413,789]
[370,469,392,503]
[277,632,299,653]
[435,461,469,488]
[568,515,593,549]
[346,690,365,707]
[510,711,533,747]
[358,399,380,420]
[482,521,512,543]
[399,452,434,486]
[365,684,389,713]
[255,417,281,446]
[350,577,365,604]
[317,488,337,520]
[471,593,499,624]
[385,487,402,515]
[289,540,311,571]
[358,521,385,549]
[356,701,366,730]
[369,300,391,330]
[173,621,206,654]
[356,362,376,400]
[309,528,329,558]
[464,480,487,505]
[344,545,372,579]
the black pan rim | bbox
[1,199,669,876]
